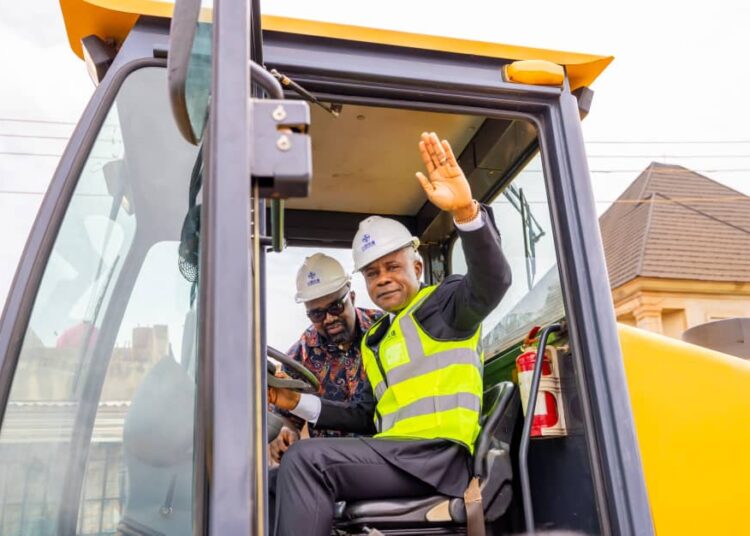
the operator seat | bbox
[334,381,519,533]
[117,310,197,536]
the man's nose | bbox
[375,272,391,286]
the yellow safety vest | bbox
[361,285,484,452]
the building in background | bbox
[0,324,172,535]
[600,162,750,339]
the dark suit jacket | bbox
[314,206,512,496]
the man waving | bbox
[268,132,512,536]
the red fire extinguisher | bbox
[516,326,566,437]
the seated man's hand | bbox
[416,131,477,222]
[267,370,301,410]
[269,426,300,464]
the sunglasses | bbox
[306,293,349,323]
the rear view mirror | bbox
[168,0,212,145]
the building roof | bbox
[599,162,750,288]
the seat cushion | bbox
[343,495,447,520]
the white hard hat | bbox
[352,216,420,272]
[294,253,351,303]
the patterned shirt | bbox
[282,307,382,438]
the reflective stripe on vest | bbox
[379,392,481,432]
[362,285,483,452]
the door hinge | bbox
[251,99,312,198]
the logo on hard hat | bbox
[361,234,376,252]
[307,271,321,286]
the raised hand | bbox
[416,132,477,221]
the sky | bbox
[1,0,749,349]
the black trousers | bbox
[273,438,437,536]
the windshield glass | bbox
[452,153,564,355]
[0,66,201,535]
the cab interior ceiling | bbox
[281,101,539,248]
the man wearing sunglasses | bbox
[267,254,382,535]
[269,253,382,462]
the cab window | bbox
[451,154,563,356]
[0,67,200,535]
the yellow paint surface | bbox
[59,0,612,90]
[619,323,750,535]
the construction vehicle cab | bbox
[0,0,749,535]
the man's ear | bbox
[350,290,356,307]
[414,257,423,281]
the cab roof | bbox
[60,0,613,90]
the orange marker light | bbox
[504,60,565,86]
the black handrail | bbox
[519,323,562,534]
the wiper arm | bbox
[503,185,546,290]
[519,188,536,290]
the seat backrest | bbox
[473,381,518,477]
[120,354,195,535]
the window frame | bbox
[259,32,652,533]
[200,0,257,533]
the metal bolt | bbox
[277,135,291,151]
[272,105,287,121]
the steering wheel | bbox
[267,345,320,394]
